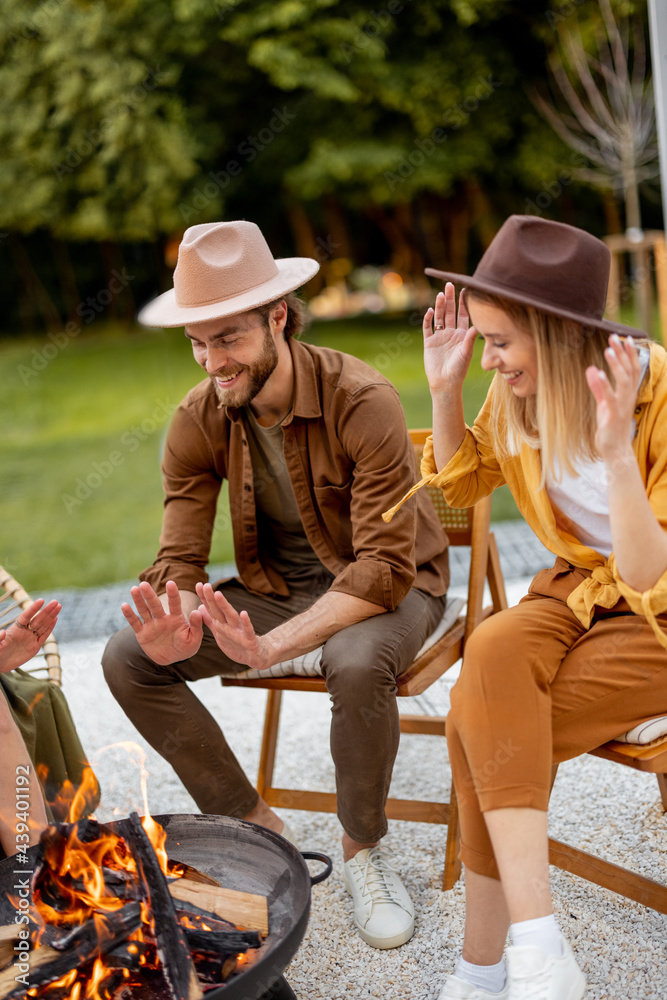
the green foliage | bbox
[2,0,635,241]
[0,0,205,239]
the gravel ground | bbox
[54,571,667,1000]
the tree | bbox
[531,0,658,234]
[0,0,203,241]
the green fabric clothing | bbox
[0,670,100,826]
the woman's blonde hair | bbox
[466,289,649,486]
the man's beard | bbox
[210,328,279,407]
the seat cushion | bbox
[232,595,466,681]
[616,716,667,745]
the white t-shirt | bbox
[545,347,650,558]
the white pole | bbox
[649,0,667,233]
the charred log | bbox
[124,813,203,1000]
[0,904,144,1000]
[38,902,141,952]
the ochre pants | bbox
[447,558,667,880]
[102,573,446,844]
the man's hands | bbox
[195,583,271,671]
[122,580,271,669]
[124,581,381,672]
[121,580,204,665]
[423,283,477,394]
[0,598,61,674]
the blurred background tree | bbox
[531,0,659,237]
[0,0,659,333]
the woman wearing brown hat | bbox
[385,215,667,999]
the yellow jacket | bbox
[385,342,667,649]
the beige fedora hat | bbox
[138,220,321,328]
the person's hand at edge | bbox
[0,598,61,674]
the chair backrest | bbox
[409,428,475,545]
[409,428,495,641]
[0,566,62,685]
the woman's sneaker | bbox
[438,975,509,998]
[506,938,585,999]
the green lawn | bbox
[1,314,513,592]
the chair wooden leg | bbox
[443,779,462,890]
[657,773,667,810]
[257,690,282,800]
[487,533,508,613]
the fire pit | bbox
[0,814,331,1000]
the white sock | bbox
[510,914,563,957]
[454,956,507,994]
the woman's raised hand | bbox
[423,283,478,393]
[585,334,641,465]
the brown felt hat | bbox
[138,220,320,328]
[425,214,645,337]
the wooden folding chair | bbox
[548,739,667,913]
[0,565,61,684]
[221,428,508,888]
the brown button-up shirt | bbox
[139,338,449,610]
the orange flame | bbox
[83,956,113,1000]
[19,742,229,999]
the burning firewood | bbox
[1,813,265,1000]
[169,879,268,937]
[124,812,203,1000]
[0,905,143,1000]
[0,927,21,973]
[39,903,142,953]
[167,863,218,888]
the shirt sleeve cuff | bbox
[615,563,667,650]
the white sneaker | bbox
[343,846,415,949]
[506,939,585,1000]
[438,975,509,999]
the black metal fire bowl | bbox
[0,813,332,1000]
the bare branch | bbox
[530,0,658,227]
[598,0,629,93]
[560,26,616,131]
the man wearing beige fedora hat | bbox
[102,220,451,949]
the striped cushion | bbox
[233,595,466,681]
[616,716,667,746]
